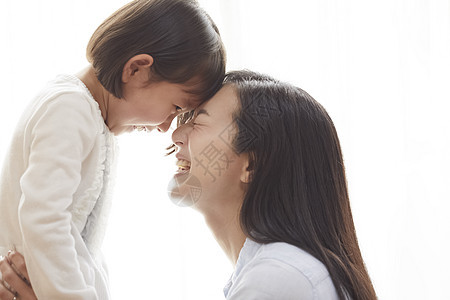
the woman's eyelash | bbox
[165,144,176,156]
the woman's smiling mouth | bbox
[176,159,191,174]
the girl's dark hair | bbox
[224,70,377,300]
[87,0,226,101]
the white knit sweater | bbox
[0,74,117,299]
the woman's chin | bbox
[173,168,190,178]
[167,171,202,207]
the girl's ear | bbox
[122,54,154,83]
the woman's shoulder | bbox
[233,240,339,299]
[254,241,330,285]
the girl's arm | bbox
[18,94,101,299]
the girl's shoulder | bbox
[27,74,105,132]
[38,74,97,108]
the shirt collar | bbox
[223,238,262,297]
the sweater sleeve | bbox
[18,93,100,300]
[226,258,315,300]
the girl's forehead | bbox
[180,77,212,102]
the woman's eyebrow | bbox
[196,108,210,117]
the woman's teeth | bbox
[176,159,191,172]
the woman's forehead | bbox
[198,85,237,111]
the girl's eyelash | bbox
[177,110,195,126]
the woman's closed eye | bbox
[190,108,209,126]
[190,115,205,126]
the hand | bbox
[0,251,37,300]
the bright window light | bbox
[0,1,449,299]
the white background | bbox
[1,0,449,299]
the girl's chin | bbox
[109,126,136,135]
[111,125,156,135]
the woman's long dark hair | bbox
[225,70,377,300]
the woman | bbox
[0,0,225,299]
[170,70,377,299]
[1,71,376,299]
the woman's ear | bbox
[240,155,252,184]
[122,54,154,83]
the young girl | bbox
[169,70,377,299]
[0,0,225,299]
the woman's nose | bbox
[171,124,190,146]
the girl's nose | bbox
[156,115,176,133]
[156,122,171,133]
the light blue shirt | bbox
[224,239,339,299]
